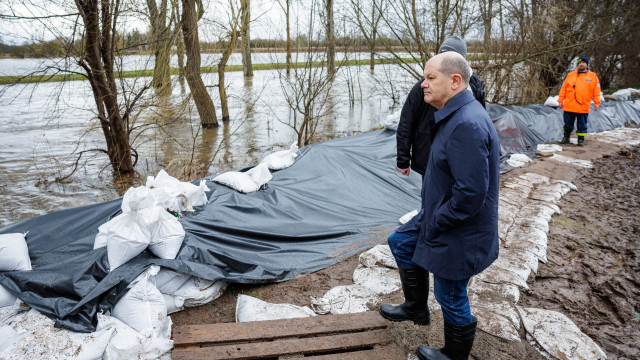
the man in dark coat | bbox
[380,36,487,329]
[396,35,485,177]
[382,52,500,360]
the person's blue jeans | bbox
[433,275,475,325]
[563,111,589,136]
[387,230,475,326]
[387,230,419,268]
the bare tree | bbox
[323,0,335,79]
[240,0,253,77]
[181,0,218,127]
[275,0,293,76]
[147,0,176,94]
[74,0,148,173]
[349,0,385,71]
[217,0,246,121]
[276,2,337,146]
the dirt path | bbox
[172,134,639,359]
[519,145,640,359]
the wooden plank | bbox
[288,344,406,360]
[172,328,395,360]
[173,311,388,347]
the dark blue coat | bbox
[399,90,500,280]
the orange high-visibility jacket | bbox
[558,69,601,113]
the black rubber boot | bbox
[560,130,571,144]
[578,135,585,146]
[417,319,477,360]
[379,267,430,325]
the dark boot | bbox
[417,319,477,360]
[379,267,430,325]
[578,135,584,146]
[560,130,571,144]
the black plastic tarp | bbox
[1,99,639,332]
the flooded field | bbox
[0,61,415,227]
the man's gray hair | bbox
[438,52,471,85]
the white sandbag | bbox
[0,233,31,271]
[399,209,419,225]
[213,162,273,193]
[311,284,379,315]
[261,142,299,170]
[358,244,397,269]
[162,294,184,314]
[472,302,521,342]
[106,213,151,271]
[153,268,192,294]
[93,222,109,249]
[0,285,16,308]
[147,210,185,260]
[550,154,594,168]
[111,271,167,335]
[506,154,532,168]
[98,313,173,360]
[173,277,228,307]
[146,170,210,209]
[543,95,560,107]
[0,309,115,360]
[518,307,606,360]
[536,144,563,153]
[352,264,401,295]
[235,295,316,322]
[611,88,639,101]
[121,186,155,213]
[382,109,401,131]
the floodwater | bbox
[0,59,416,227]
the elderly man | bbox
[382,52,500,360]
[380,35,486,330]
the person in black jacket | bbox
[380,35,487,329]
[395,35,486,177]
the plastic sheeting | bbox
[1,99,639,333]
[0,130,422,332]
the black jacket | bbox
[396,73,486,175]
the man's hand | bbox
[558,103,563,110]
[398,167,410,176]
[594,104,600,111]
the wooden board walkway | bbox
[172,311,405,359]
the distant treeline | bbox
[1,32,501,59]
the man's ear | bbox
[450,74,463,90]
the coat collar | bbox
[434,90,476,124]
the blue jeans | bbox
[387,230,419,268]
[434,275,474,325]
[563,111,589,136]
[387,230,475,326]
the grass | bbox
[0,58,413,85]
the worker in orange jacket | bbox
[558,56,601,146]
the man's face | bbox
[577,61,588,71]
[420,58,451,110]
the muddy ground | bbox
[172,137,639,359]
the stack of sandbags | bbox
[94,186,186,271]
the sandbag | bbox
[146,170,210,210]
[235,295,315,322]
[0,233,31,271]
[173,277,228,307]
[147,209,185,260]
[543,95,559,107]
[213,163,273,193]
[121,186,155,213]
[152,268,192,294]
[98,313,172,360]
[261,142,299,170]
[106,213,151,271]
[111,269,167,335]
[0,285,16,308]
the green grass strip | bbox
[0,58,413,85]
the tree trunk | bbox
[181,0,218,128]
[147,0,172,94]
[241,0,253,77]
[74,0,134,173]
[285,0,291,76]
[325,0,335,79]
[370,2,376,71]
